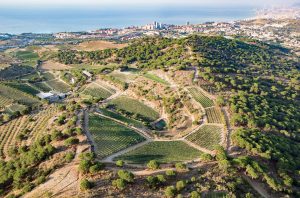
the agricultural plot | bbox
[109,96,159,122]
[14,50,39,66]
[115,141,201,164]
[0,83,41,107]
[143,73,169,85]
[188,87,214,108]
[186,125,222,151]
[99,108,145,129]
[81,84,113,99]
[109,70,137,83]
[5,104,27,114]
[42,72,56,81]
[46,80,70,92]
[0,106,59,157]
[31,82,52,92]
[206,107,223,124]
[89,114,146,159]
[0,95,13,108]
[5,82,40,95]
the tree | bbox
[112,179,126,190]
[175,162,187,171]
[200,153,213,162]
[147,160,160,170]
[216,95,225,106]
[116,160,124,167]
[65,152,75,162]
[79,160,91,173]
[80,179,93,190]
[165,186,176,198]
[166,170,176,177]
[176,180,186,191]
[64,137,79,146]
[190,191,201,198]
[117,170,134,183]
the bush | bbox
[89,162,105,173]
[112,178,126,190]
[65,152,75,162]
[75,127,83,135]
[51,130,63,141]
[116,160,124,167]
[64,137,79,146]
[176,180,186,191]
[190,191,201,198]
[79,160,92,173]
[35,175,46,185]
[200,153,213,161]
[165,186,177,198]
[166,170,176,177]
[157,174,166,183]
[147,160,160,170]
[175,162,187,171]
[80,179,93,190]
[117,170,134,183]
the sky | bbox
[1,0,298,8]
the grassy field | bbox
[206,107,223,124]
[15,50,39,66]
[99,108,145,129]
[109,96,159,122]
[81,84,113,99]
[89,114,146,159]
[186,125,222,151]
[188,87,214,108]
[115,141,201,164]
[0,83,41,107]
[143,73,169,85]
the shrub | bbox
[200,153,213,161]
[157,174,166,183]
[89,162,105,173]
[165,186,177,198]
[166,170,176,177]
[35,175,46,185]
[147,160,160,170]
[80,179,93,190]
[175,162,187,171]
[117,170,134,183]
[64,137,79,146]
[51,130,63,141]
[79,160,92,173]
[190,191,201,198]
[75,127,83,135]
[176,180,186,191]
[112,178,126,190]
[65,152,75,162]
[116,160,124,167]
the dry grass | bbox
[75,40,127,51]
[41,60,71,70]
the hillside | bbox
[0,35,299,197]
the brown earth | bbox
[41,60,71,70]
[75,40,127,51]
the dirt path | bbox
[102,139,152,163]
[242,175,271,198]
[222,107,233,151]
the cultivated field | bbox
[206,107,223,124]
[116,141,201,164]
[81,83,113,99]
[186,125,222,151]
[143,73,169,85]
[75,40,127,51]
[46,80,70,92]
[5,82,40,96]
[0,83,41,106]
[0,106,59,158]
[109,96,160,122]
[41,60,71,70]
[188,87,214,108]
[89,114,146,159]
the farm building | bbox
[36,91,66,102]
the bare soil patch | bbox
[41,60,71,70]
[75,40,127,51]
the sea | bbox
[0,6,256,34]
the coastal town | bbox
[1,7,300,52]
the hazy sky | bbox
[1,0,297,8]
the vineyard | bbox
[5,82,40,96]
[0,95,13,109]
[0,106,59,158]
[206,107,223,124]
[0,83,41,107]
[89,114,146,159]
[185,125,222,151]
[81,83,113,99]
[188,87,214,108]
[115,141,201,164]
[109,96,160,122]
[31,82,52,92]
[99,108,145,129]
[46,79,70,92]
[143,73,169,85]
